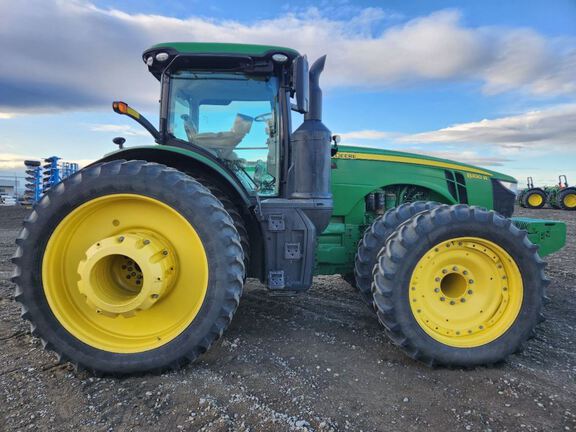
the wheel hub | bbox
[409,237,522,347]
[77,232,176,317]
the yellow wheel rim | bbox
[563,193,576,208]
[409,237,523,348]
[527,193,543,207]
[528,194,544,207]
[42,194,209,353]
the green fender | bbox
[93,145,252,206]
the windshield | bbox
[168,71,280,195]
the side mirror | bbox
[113,137,126,149]
[291,55,309,114]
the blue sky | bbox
[1,0,575,189]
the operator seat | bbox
[183,113,253,160]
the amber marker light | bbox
[112,101,129,114]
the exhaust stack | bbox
[288,55,333,232]
[305,55,326,121]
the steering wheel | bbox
[254,112,272,122]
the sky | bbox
[1,0,575,190]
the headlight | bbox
[497,180,518,195]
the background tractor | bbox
[548,175,576,211]
[518,176,548,209]
[12,43,566,375]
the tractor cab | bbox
[136,43,308,197]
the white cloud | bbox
[0,153,39,170]
[398,104,576,152]
[0,153,93,172]
[337,130,397,140]
[0,113,16,119]
[0,1,575,114]
[89,124,150,136]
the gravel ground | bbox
[0,205,574,432]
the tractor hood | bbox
[334,145,517,183]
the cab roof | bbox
[143,42,300,79]
[146,42,299,58]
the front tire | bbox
[354,202,441,307]
[12,160,244,375]
[373,205,547,367]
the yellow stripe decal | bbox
[333,152,492,177]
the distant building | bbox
[0,178,19,196]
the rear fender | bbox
[92,145,252,207]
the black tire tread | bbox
[353,201,441,307]
[558,187,576,211]
[12,160,244,375]
[193,176,251,267]
[522,188,547,209]
[372,204,548,367]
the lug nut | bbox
[468,290,473,295]
[435,277,440,282]
[450,300,456,305]
[151,294,159,299]
[460,298,466,303]
[452,266,458,271]
[162,250,168,256]
[434,288,440,293]
[118,236,125,242]
[440,297,446,302]
[463,270,468,275]
[143,239,150,245]
[469,279,474,284]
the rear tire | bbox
[353,201,441,307]
[12,160,244,375]
[372,205,547,367]
[558,187,576,211]
[194,176,251,268]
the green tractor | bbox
[12,43,567,374]
[518,176,548,209]
[548,175,576,211]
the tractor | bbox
[548,175,576,211]
[12,43,567,375]
[518,176,548,209]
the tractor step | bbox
[511,217,566,257]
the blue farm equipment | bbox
[23,157,79,206]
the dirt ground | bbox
[0,205,574,432]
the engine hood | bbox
[334,145,517,183]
